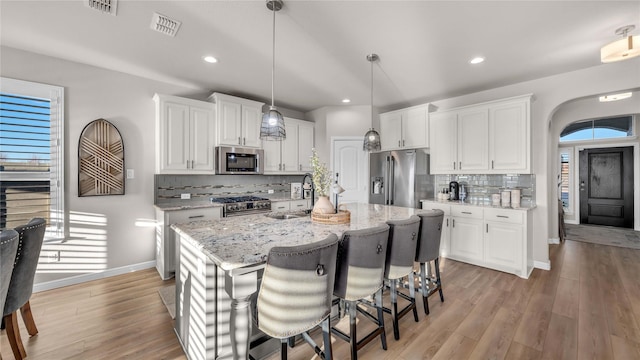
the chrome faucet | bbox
[302,173,315,208]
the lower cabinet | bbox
[421,201,533,278]
[155,206,222,280]
[271,199,311,212]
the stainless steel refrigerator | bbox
[369,149,433,208]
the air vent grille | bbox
[150,12,182,37]
[85,0,117,16]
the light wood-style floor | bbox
[2,239,640,359]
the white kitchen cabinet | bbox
[420,201,451,257]
[489,99,530,173]
[263,118,314,174]
[421,201,533,278]
[154,94,215,174]
[449,206,484,263]
[155,206,222,280]
[210,92,264,148]
[429,94,531,174]
[379,104,429,150]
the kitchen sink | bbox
[265,211,310,220]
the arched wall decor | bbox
[78,118,125,196]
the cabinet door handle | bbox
[491,160,494,169]
[299,164,302,171]
[453,161,456,170]
[403,139,405,147]
[283,164,285,171]
[192,160,195,169]
[459,161,462,170]
[497,215,509,218]
[462,211,472,214]
[238,137,241,145]
[398,140,401,147]
[486,224,489,233]
[452,219,455,227]
[295,204,304,207]
[243,138,246,145]
[188,215,204,219]
[446,218,449,227]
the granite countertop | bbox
[171,202,428,272]
[420,199,537,211]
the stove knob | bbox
[229,205,237,211]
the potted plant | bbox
[310,149,334,214]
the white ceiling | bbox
[1,1,638,113]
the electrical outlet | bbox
[181,193,191,200]
[268,189,274,194]
[126,169,134,179]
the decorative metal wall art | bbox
[78,118,124,196]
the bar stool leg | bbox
[420,262,430,315]
[321,318,333,360]
[280,339,288,360]
[408,273,419,322]
[389,279,400,340]
[374,288,387,350]
[435,258,444,302]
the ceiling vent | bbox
[150,12,182,37]
[85,0,117,16]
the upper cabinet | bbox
[154,94,215,174]
[263,118,314,174]
[429,94,532,174]
[209,93,264,148]
[379,104,429,150]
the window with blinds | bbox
[0,78,64,239]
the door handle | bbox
[238,137,241,145]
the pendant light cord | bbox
[271,5,276,108]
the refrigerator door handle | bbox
[389,156,395,205]
[385,156,390,205]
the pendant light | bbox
[363,53,381,151]
[260,0,286,140]
[601,25,639,63]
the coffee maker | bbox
[449,181,459,201]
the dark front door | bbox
[579,146,634,228]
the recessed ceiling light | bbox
[203,56,218,64]
[599,92,632,102]
[469,56,485,64]
[342,98,351,103]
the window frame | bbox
[0,77,64,239]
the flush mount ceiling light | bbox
[260,0,286,141]
[203,56,218,64]
[363,53,381,152]
[601,25,639,63]
[599,92,633,102]
[469,56,485,64]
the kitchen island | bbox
[171,203,423,360]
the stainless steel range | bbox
[210,196,272,217]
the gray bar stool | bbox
[3,218,46,360]
[331,224,390,360]
[1,229,19,331]
[383,215,421,340]
[414,210,445,315]
[255,233,339,360]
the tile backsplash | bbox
[155,174,308,205]
[434,174,536,206]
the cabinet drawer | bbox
[271,202,291,211]
[484,208,523,224]
[167,207,222,224]
[290,200,310,210]
[451,205,483,219]
[421,201,450,215]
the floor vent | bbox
[150,12,182,37]
[85,0,117,16]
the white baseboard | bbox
[534,260,551,271]
[33,260,157,293]
[548,237,560,244]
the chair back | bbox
[4,218,46,316]
[333,225,390,301]
[385,215,421,280]
[1,229,19,319]
[257,233,339,339]
[415,210,444,263]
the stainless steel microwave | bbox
[215,146,264,175]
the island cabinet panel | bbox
[154,94,215,174]
[429,94,532,174]
[421,200,533,279]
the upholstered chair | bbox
[383,215,421,340]
[255,233,339,360]
[331,224,390,360]
[3,218,46,360]
[1,229,19,328]
[414,210,445,315]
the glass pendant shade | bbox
[260,106,286,140]
[363,128,381,151]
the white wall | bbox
[1,46,211,284]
